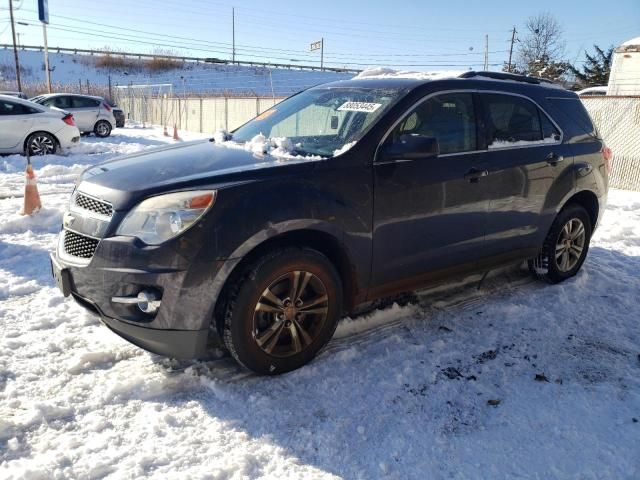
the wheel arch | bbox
[560,189,600,231]
[212,228,359,334]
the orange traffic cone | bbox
[172,124,180,141]
[163,125,169,136]
[21,159,42,216]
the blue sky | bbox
[1,0,639,71]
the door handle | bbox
[546,153,564,165]
[464,168,489,183]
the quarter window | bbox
[390,93,477,155]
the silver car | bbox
[30,94,116,137]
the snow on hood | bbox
[214,130,354,160]
[353,68,465,81]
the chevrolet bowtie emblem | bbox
[63,212,76,228]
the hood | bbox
[78,139,316,210]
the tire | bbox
[528,204,592,284]
[94,120,112,138]
[26,132,58,156]
[222,247,343,375]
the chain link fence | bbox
[582,96,640,191]
[113,87,285,133]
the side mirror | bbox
[379,134,439,162]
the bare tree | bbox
[515,13,569,80]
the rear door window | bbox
[52,96,72,109]
[482,94,545,148]
[72,97,100,108]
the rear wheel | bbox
[529,204,592,283]
[26,132,58,156]
[222,248,343,375]
[94,120,112,138]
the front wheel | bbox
[529,204,592,283]
[26,132,58,156]
[221,248,343,375]
[94,120,112,138]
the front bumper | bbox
[71,288,208,358]
[52,230,226,359]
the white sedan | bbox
[0,94,80,156]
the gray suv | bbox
[30,94,116,137]
[51,71,609,375]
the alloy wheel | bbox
[96,122,110,136]
[555,218,586,272]
[29,135,55,155]
[253,270,329,358]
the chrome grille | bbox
[63,230,99,259]
[75,193,113,217]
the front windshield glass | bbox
[230,87,405,157]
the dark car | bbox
[106,100,125,128]
[50,71,610,375]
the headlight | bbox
[116,190,216,245]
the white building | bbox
[608,37,640,95]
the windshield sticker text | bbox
[337,102,382,113]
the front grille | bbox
[75,193,113,217]
[64,230,99,259]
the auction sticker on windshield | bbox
[337,102,382,113]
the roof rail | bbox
[459,71,556,85]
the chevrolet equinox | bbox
[51,71,609,374]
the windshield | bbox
[231,87,405,157]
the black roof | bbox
[315,71,572,96]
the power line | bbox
[13,10,502,61]
[13,18,501,67]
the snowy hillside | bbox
[0,48,353,96]
[0,126,639,478]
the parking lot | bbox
[0,126,638,478]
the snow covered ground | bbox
[0,49,352,96]
[1,126,639,479]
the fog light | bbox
[137,290,161,314]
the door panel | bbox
[371,92,491,292]
[373,153,490,288]
[0,100,35,149]
[69,97,100,131]
[478,93,572,256]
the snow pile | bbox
[488,135,559,149]
[0,49,353,96]
[213,131,323,161]
[621,36,640,47]
[0,125,639,478]
[354,68,464,81]
[332,141,357,157]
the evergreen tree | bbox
[568,45,614,88]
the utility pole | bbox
[507,27,517,73]
[42,23,52,92]
[483,34,489,71]
[321,37,324,71]
[232,7,235,63]
[8,0,22,93]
